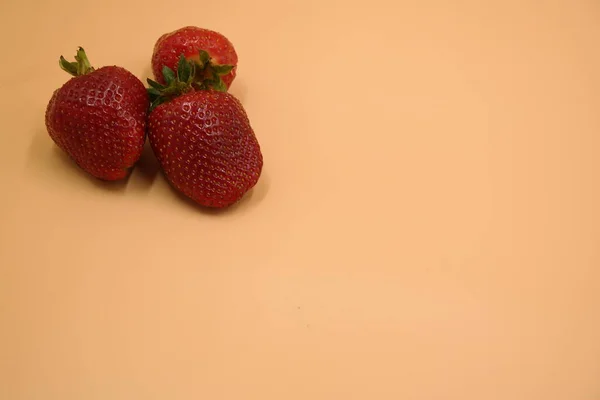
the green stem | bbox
[59,47,95,77]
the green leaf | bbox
[201,68,226,92]
[211,64,234,76]
[186,61,196,84]
[211,77,228,92]
[147,78,166,90]
[59,56,78,76]
[162,66,176,84]
[177,55,192,83]
[198,49,210,66]
[147,87,162,97]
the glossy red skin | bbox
[148,91,262,208]
[152,26,238,89]
[45,66,149,180]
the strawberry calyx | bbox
[190,49,234,91]
[146,51,233,111]
[59,47,95,76]
[147,55,196,111]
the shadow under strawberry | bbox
[27,127,126,191]
[131,141,160,187]
[157,158,270,215]
[50,145,131,192]
[163,176,257,215]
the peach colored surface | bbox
[1,1,600,399]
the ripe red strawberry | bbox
[151,26,238,90]
[45,47,149,180]
[147,56,262,208]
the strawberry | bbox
[147,56,262,208]
[151,26,238,90]
[45,47,149,180]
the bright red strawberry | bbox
[45,47,149,180]
[147,57,262,208]
[151,26,238,90]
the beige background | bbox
[1,0,600,399]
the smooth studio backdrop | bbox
[1,1,599,399]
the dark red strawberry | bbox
[147,56,262,208]
[45,47,149,180]
[151,26,238,90]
